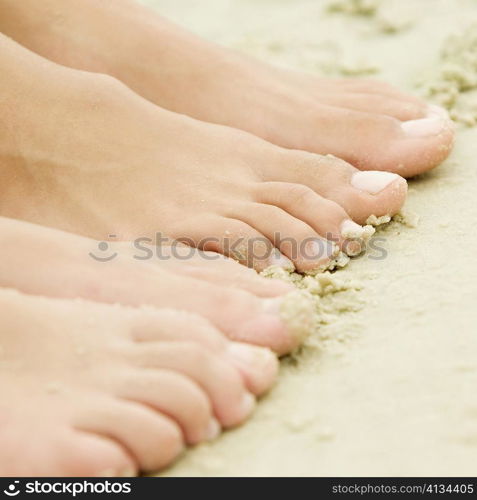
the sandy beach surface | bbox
[140,0,477,476]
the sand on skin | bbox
[137,0,477,476]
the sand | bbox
[139,0,477,476]
[423,23,477,126]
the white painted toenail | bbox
[340,220,365,239]
[267,249,295,271]
[241,393,256,416]
[206,418,221,441]
[227,342,276,369]
[351,171,400,195]
[427,104,450,120]
[401,115,446,137]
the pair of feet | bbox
[0,217,308,476]
[0,0,454,273]
[0,0,454,477]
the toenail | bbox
[241,392,256,417]
[206,418,221,441]
[401,115,446,137]
[427,104,450,121]
[340,220,365,239]
[267,248,295,271]
[227,342,277,369]
[305,239,338,262]
[351,171,400,195]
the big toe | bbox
[394,105,455,176]
[293,103,455,177]
[338,105,455,176]
[262,150,408,226]
[337,170,408,224]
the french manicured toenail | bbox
[401,116,446,137]
[227,342,276,369]
[428,105,456,132]
[351,171,400,195]
[206,418,221,441]
[340,220,365,239]
[241,392,256,416]
[427,104,450,120]
[267,249,295,270]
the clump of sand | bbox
[366,214,391,226]
[233,34,379,77]
[263,214,396,356]
[231,0,418,78]
[335,60,380,77]
[262,265,365,356]
[422,23,477,126]
[278,290,315,345]
[326,0,380,17]
[295,215,388,277]
[326,0,412,35]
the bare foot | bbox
[0,0,455,176]
[0,34,407,277]
[0,217,309,356]
[0,288,279,476]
